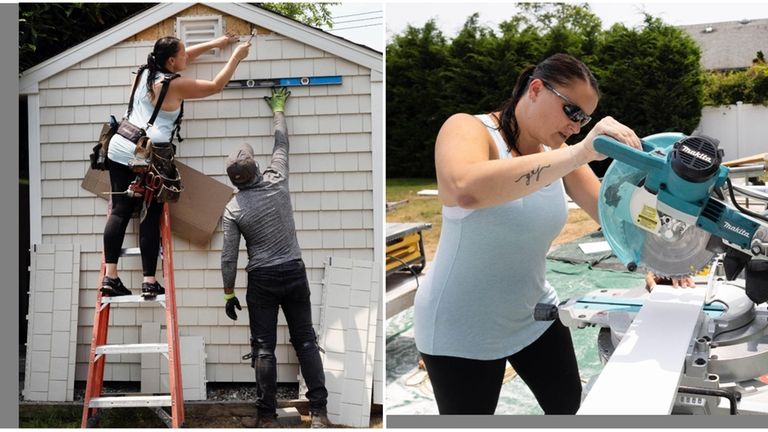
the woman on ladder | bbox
[101,34,250,297]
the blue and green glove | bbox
[224,292,241,320]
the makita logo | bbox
[723,221,750,238]
[680,145,713,163]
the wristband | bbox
[224,292,236,301]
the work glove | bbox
[264,86,291,113]
[224,292,242,320]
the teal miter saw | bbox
[533,133,768,415]
[595,133,768,299]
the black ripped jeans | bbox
[246,259,328,416]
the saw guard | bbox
[598,133,716,276]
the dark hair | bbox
[139,36,181,99]
[492,53,599,154]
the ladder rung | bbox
[89,395,172,408]
[121,247,164,258]
[101,294,166,305]
[95,343,168,355]
[120,247,142,257]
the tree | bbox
[703,60,768,106]
[517,2,602,60]
[385,5,705,178]
[441,14,504,115]
[19,3,153,72]
[593,15,704,137]
[257,3,336,28]
[386,20,450,178]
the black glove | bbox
[225,295,242,320]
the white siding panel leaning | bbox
[314,257,378,427]
[141,323,207,401]
[24,243,81,401]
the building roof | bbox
[20,2,382,95]
[680,18,768,71]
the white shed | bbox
[20,3,383,425]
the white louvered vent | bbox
[176,15,223,60]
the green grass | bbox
[386,178,441,260]
[386,178,438,202]
[19,404,168,428]
[20,405,81,428]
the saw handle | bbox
[533,303,558,321]
[593,135,666,173]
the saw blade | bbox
[640,223,715,277]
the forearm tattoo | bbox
[515,164,551,186]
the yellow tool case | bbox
[386,222,432,275]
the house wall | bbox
[35,21,375,384]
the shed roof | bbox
[20,2,382,94]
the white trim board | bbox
[27,95,41,245]
[370,74,385,408]
[210,3,381,72]
[578,285,706,415]
[141,322,207,401]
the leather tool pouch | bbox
[89,116,118,170]
[116,119,147,144]
[150,143,183,203]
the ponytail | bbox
[492,66,535,155]
[145,36,181,99]
[492,53,598,154]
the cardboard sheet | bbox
[81,162,233,245]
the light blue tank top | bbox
[414,114,568,360]
[108,69,181,166]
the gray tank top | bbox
[414,114,568,360]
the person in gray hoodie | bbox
[220,87,331,428]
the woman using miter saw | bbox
[100,34,250,298]
[413,53,693,415]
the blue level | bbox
[573,296,726,318]
[225,75,342,89]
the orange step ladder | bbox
[81,202,184,427]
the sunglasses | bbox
[540,80,592,127]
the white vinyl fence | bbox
[696,103,768,162]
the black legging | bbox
[420,320,582,415]
[103,160,162,276]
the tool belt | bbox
[128,140,183,204]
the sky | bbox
[384,1,768,42]
[326,3,384,52]
[320,2,768,53]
